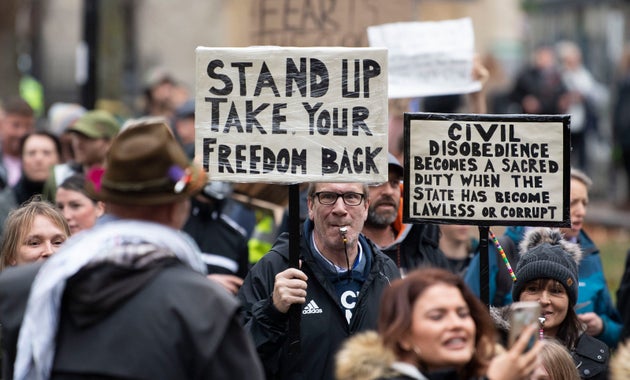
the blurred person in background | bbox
[12,131,61,206]
[557,40,608,174]
[55,174,104,235]
[612,45,630,209]
[47,102,87,163]
[183,181,250,295]
[0,97,35,187]
[439,224,477,276]
[43,109,120,201]
[173,99,195,159]
[0,131,61,235]
[0,198,69,271]
[508,44,569,115]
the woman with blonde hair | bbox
[530,339,580,380]
[0,197,70,271]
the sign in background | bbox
[195,46,389,184]
[403,113,571,227]
[367,18,481,99]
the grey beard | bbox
[366,208,397,227]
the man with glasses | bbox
[362,153,450,275]
[238,182,400,380]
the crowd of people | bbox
[1,39,630,380]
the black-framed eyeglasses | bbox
[313,191,365,206]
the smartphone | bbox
[508,301,541,349]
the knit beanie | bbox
[512,228,582,306]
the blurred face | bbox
[529,359,550,380]
[70,133,111,166]
[366,172,401,227]
[175,117,195,145]
[403,283,476,371]
[560,178,588,240]
[13,215,67,265]
[56,188,104,234]
[1,114,35,157]
[22,134,60,182]
[519,280,569,337]
[308,182,368,253]
[439,224,472,245]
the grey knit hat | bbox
[512,228,582,306]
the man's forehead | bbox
[315,182,363,192]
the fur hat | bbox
[85,118,206,205]
[512,228,582,306]
[335,331,398,380]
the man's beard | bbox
[366,203,398,228]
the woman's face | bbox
[22,134,59,182]
[529,359,550,380]
[519,280,569,337]
[560,178,588,240]
[56,187,104,234]
[13,215,67,265]
[403,283,476,371]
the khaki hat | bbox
[85,119,207,205]
[67,110,120,139]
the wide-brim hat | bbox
[85,119,207,205]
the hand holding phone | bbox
[508,301,541,349]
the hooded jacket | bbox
[237,219,400,380]
[0,252,264,379]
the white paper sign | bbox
[368,18,480,98]
[195,46,389,184]
[403,113,571,227]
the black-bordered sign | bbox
[403,113,571,227]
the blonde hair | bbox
[0,198,70,270]
[538,339,580,380]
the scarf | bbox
[13,220,207,380]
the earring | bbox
[412,345,421,356]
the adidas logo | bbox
[302,300,323,314]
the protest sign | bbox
[367,18,480,98]
[195,46,389,184]
[403,113,571,227]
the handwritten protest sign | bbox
[403,113,571,227]
[195,46,389,184]
[367,18,480,98]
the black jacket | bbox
[237,220,400,380]
[380,223,450,272]
[183,197,250,278]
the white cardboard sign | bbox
[368,18,480,98]
[195,46,389,184]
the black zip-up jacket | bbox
[237,219,400,380]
